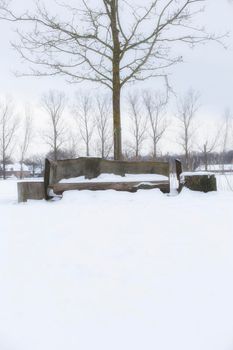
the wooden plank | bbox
[50,180,170,195]
[175,159,183,192]
[44,158,52,200]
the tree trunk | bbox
[153,138,157,160]
[112,83,122,160]
[54,136,58,161]
[101,138,104,159]
[204,145,208,171]
[20,160,23,179]
[2,136,6,179]
[185,149,189,171]
[54,149,57,161]
[54,126,57,161]
[184,129,189,170]
[135,145,139,160]
[2,159,6,180]
[111,0,122,160]
[86,142,90,157]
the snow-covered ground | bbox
[0,178,233,350]
[197,164,233,172]
[216,174,233,191]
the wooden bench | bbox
[44,157,174,199]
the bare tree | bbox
[143,90,168,159]
[73,94,94,157]
[127,93,147,160]
[221,108,232,170]
[198,127,222,171]
[41,90,66,161]
[0,97,18,179]
[176,89,200,170]
[25,153,45,177]
[19,106,33,178]
[95,96,112,158]
[64,131,80,159]
[0,0,216,160]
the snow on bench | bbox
[59,173,169,183]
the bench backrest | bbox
[44,157,170,196]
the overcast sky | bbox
[0,0,232,155]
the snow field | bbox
[0,179,233,350]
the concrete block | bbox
[17,181,45,203]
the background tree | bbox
[19,106,33,178]
[143,90,168,159]
[198,127,222,171]
[73,94,94,157]
[221,108,232,170]
[127,93,147,160]
[42,90,67,161]
[25,153,45,177]
[0,96,18,179]
[176,89,200,170]
[64,131,80,159]
[95,96,112,159]
[0,0,215,160]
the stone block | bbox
[181,172,217,192]
[17,181,45,202]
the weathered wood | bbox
[17,182,45,203]
[175,159,182,180]
[175,159,183,192]
[46,157,170,184]
[182,173,217,192]
[50,180,170,195]
[44,158,51,200]
[44,157,171,198]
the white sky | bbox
[0,0,232,157]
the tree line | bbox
[0,88,232,179]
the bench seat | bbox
[49,180,170,196]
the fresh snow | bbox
[59,173,168,183]
[196,164,233,172]
[0,179,233,350]
[216,174,233,191]
[180,171,215,182]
